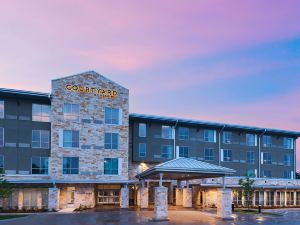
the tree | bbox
[0,169,13,202]
[239,175,255,209]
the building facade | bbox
[0,71,300,211]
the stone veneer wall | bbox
[50,72,129,181]
[74,184,95,208]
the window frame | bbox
[178,127,189,140]
[62,157,79,174]
[0,100,4,119]
[246,134,256,146]
[284,154,292,166]
[223,149,232,162]
[32,130,50,149]
[263,170,271,178]
[162,145,173,159]
[223,131,232,144]
[204,148,214,161]
[246,151,255,164]
[63,103,80,122]
[178,146,189,158]
[63,130,80,148]
[284,171,292,179]
[104,107,120,125]
[138,143,146,157]
[262,135,272,147]
[262,152,272,164]
[283,137,294,149]
[32,104,50,122]
[161,125,173,139]
[204,130,216,142]
[104,158,119,175]
[31,156,49,175]
[138,123,147,137]
[104,132,119,150]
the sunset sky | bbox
[0,1,299,168]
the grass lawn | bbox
[0,215,28,220]
[234,209,282,217]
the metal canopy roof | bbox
[129,113,300,137]
[0,88,50,101]
[136,158,236,180]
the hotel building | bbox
[0,71,299,213]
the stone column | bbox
[48,188,60,211]
[264,191,268,207]
[136,187,140,206]
[120,187,129,209]
[139,187,149,209]
[183,188,192,208]
[284,191,287,207]
[18,189,23,210]
[293,192,297,206]
[175,188,183,206]
[217,188,233,220]
[153,187,168,221]
[37,190,43,209]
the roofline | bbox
[129,113,300,137]
[0,88,51,100]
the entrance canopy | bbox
[136,158,235,180]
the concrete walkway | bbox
[0,209,299,225]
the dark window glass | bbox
[179,146,188,158]
[105,107,120,125]
[178,127,189,140]
[104,133,119,150]
[63,157,79,174]
[104,158,118,175]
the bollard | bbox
[258,205,261,213]
[232,203,235,212]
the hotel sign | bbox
[65,84,118,99]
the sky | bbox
[0,0,300,168]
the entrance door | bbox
[96,184,120,205]
[66,187,75,208]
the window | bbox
[223,131,232,144]
[104,158,118,175]
[246,169,255,177]
[179,146,188,158]
[283,137,294,149]
[204,148,214,161]
[64,103,79,121]
[263,170,271,178]
[284,154,292,166]
[204,130,216,142]
[284,171,292,179]
[139,143,146,157]
[161,125,173,139]
[262,135,272,147]
[139,123,146,137]
[246,134,256,146]
[0,127,3,147]
[247,151,255,164]
[31,157,48,174]
[178,127,189,140]
[262,152,272,164]
[222,149,232,162]
[162,145,173,159]
[0,100,4,119]
[104,133,119,150]
[63,157,79,174]
[105,107,120,125]
[63,130,79,148]
[32,130,50,148]
[32,104,50,122]
[0,155,4,173]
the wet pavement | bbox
[1,208,300,225]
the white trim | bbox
[118,158,122,175]
[220,149,224,162]
[59,129,63,147]
[261,152,264,164]
[118,109,122,125]
[213,130,217,143]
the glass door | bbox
[66,187,75,208]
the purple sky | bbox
[1,0,300,169]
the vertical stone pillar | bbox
[264,191,268,207]
[18,189,23,210]
[293,192,296,206]
[175,188,183,206]
[153,187,168,221]
[120,187,129,209]
[217,188,233,220]
[139,187,149,209]
[284,191,287,207]
[37,190,43,209]
[48,188,60,211]
[136,187,140,206]
[183,188,192,208]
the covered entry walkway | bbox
[133,158,235,221]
